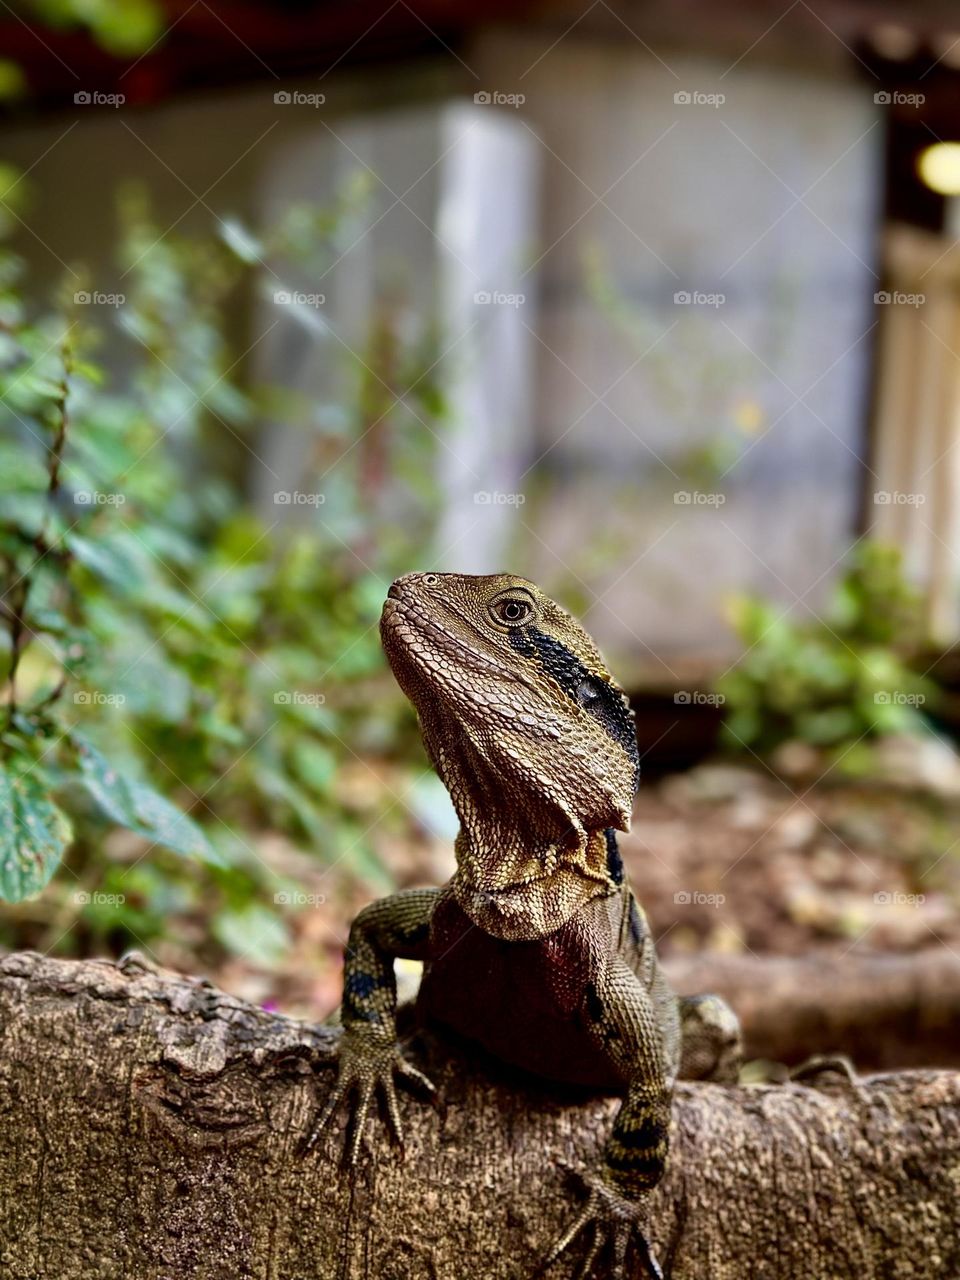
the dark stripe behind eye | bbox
[605,828,624,884]
[509,627,640,792]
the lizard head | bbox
[381,571,639,939]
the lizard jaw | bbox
[452,841,612,941]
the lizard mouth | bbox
[381,590,519,685]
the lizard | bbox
[306,571,741,1278]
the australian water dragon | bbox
[306,571,741,1278]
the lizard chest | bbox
[417,890,624,1089]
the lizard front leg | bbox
[304,887,439,1164]
[537,957,671,1280]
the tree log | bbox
[0,951,958,1280]
[665,950,960,1070]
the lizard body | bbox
[308,572,740,1278]
[420,884,677,1092]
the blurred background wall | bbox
[3,0,960,679]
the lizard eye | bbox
[577,678,602,707]
[422,574,440,586]
[490,595,533,626]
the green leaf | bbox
[257,765,326,843]
[0,765,72,902]
[219,218,265,265]
[66,532,140,591]
[291,739,336,794]
[73,738,223,865]
[212,902,289,965]
[0,441,49,494]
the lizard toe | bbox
[302,1077,347,1154]
[634,1230,665,1280]
[395,1056,438,1098]
[533,1171,664,1280]
[379,1072,405,1149]
[572,1223,602,1279]
[345,1076,376,1167]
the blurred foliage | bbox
[20,0,165,56]
[718,543,937,760]
[0,170,448,961]
[0,2,166,103]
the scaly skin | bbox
[306,572,741,1278]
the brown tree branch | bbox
[0,951,957,1279]
[665,949,960,1070]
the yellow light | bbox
[732,399,764,435]
[917,142,960,196]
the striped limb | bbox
[536,957,671,1280]
[304,887,439,1164]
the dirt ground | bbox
[625,761,960,960]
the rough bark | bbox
[666,950,960,1069]
[0,951,958,1280]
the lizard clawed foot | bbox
[533,1169,663,1280]
[302,1025,438,1165]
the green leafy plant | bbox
[21,0,166,57]
[0,178,449,961]
[718,543,937,758]
[0,329,214,901]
